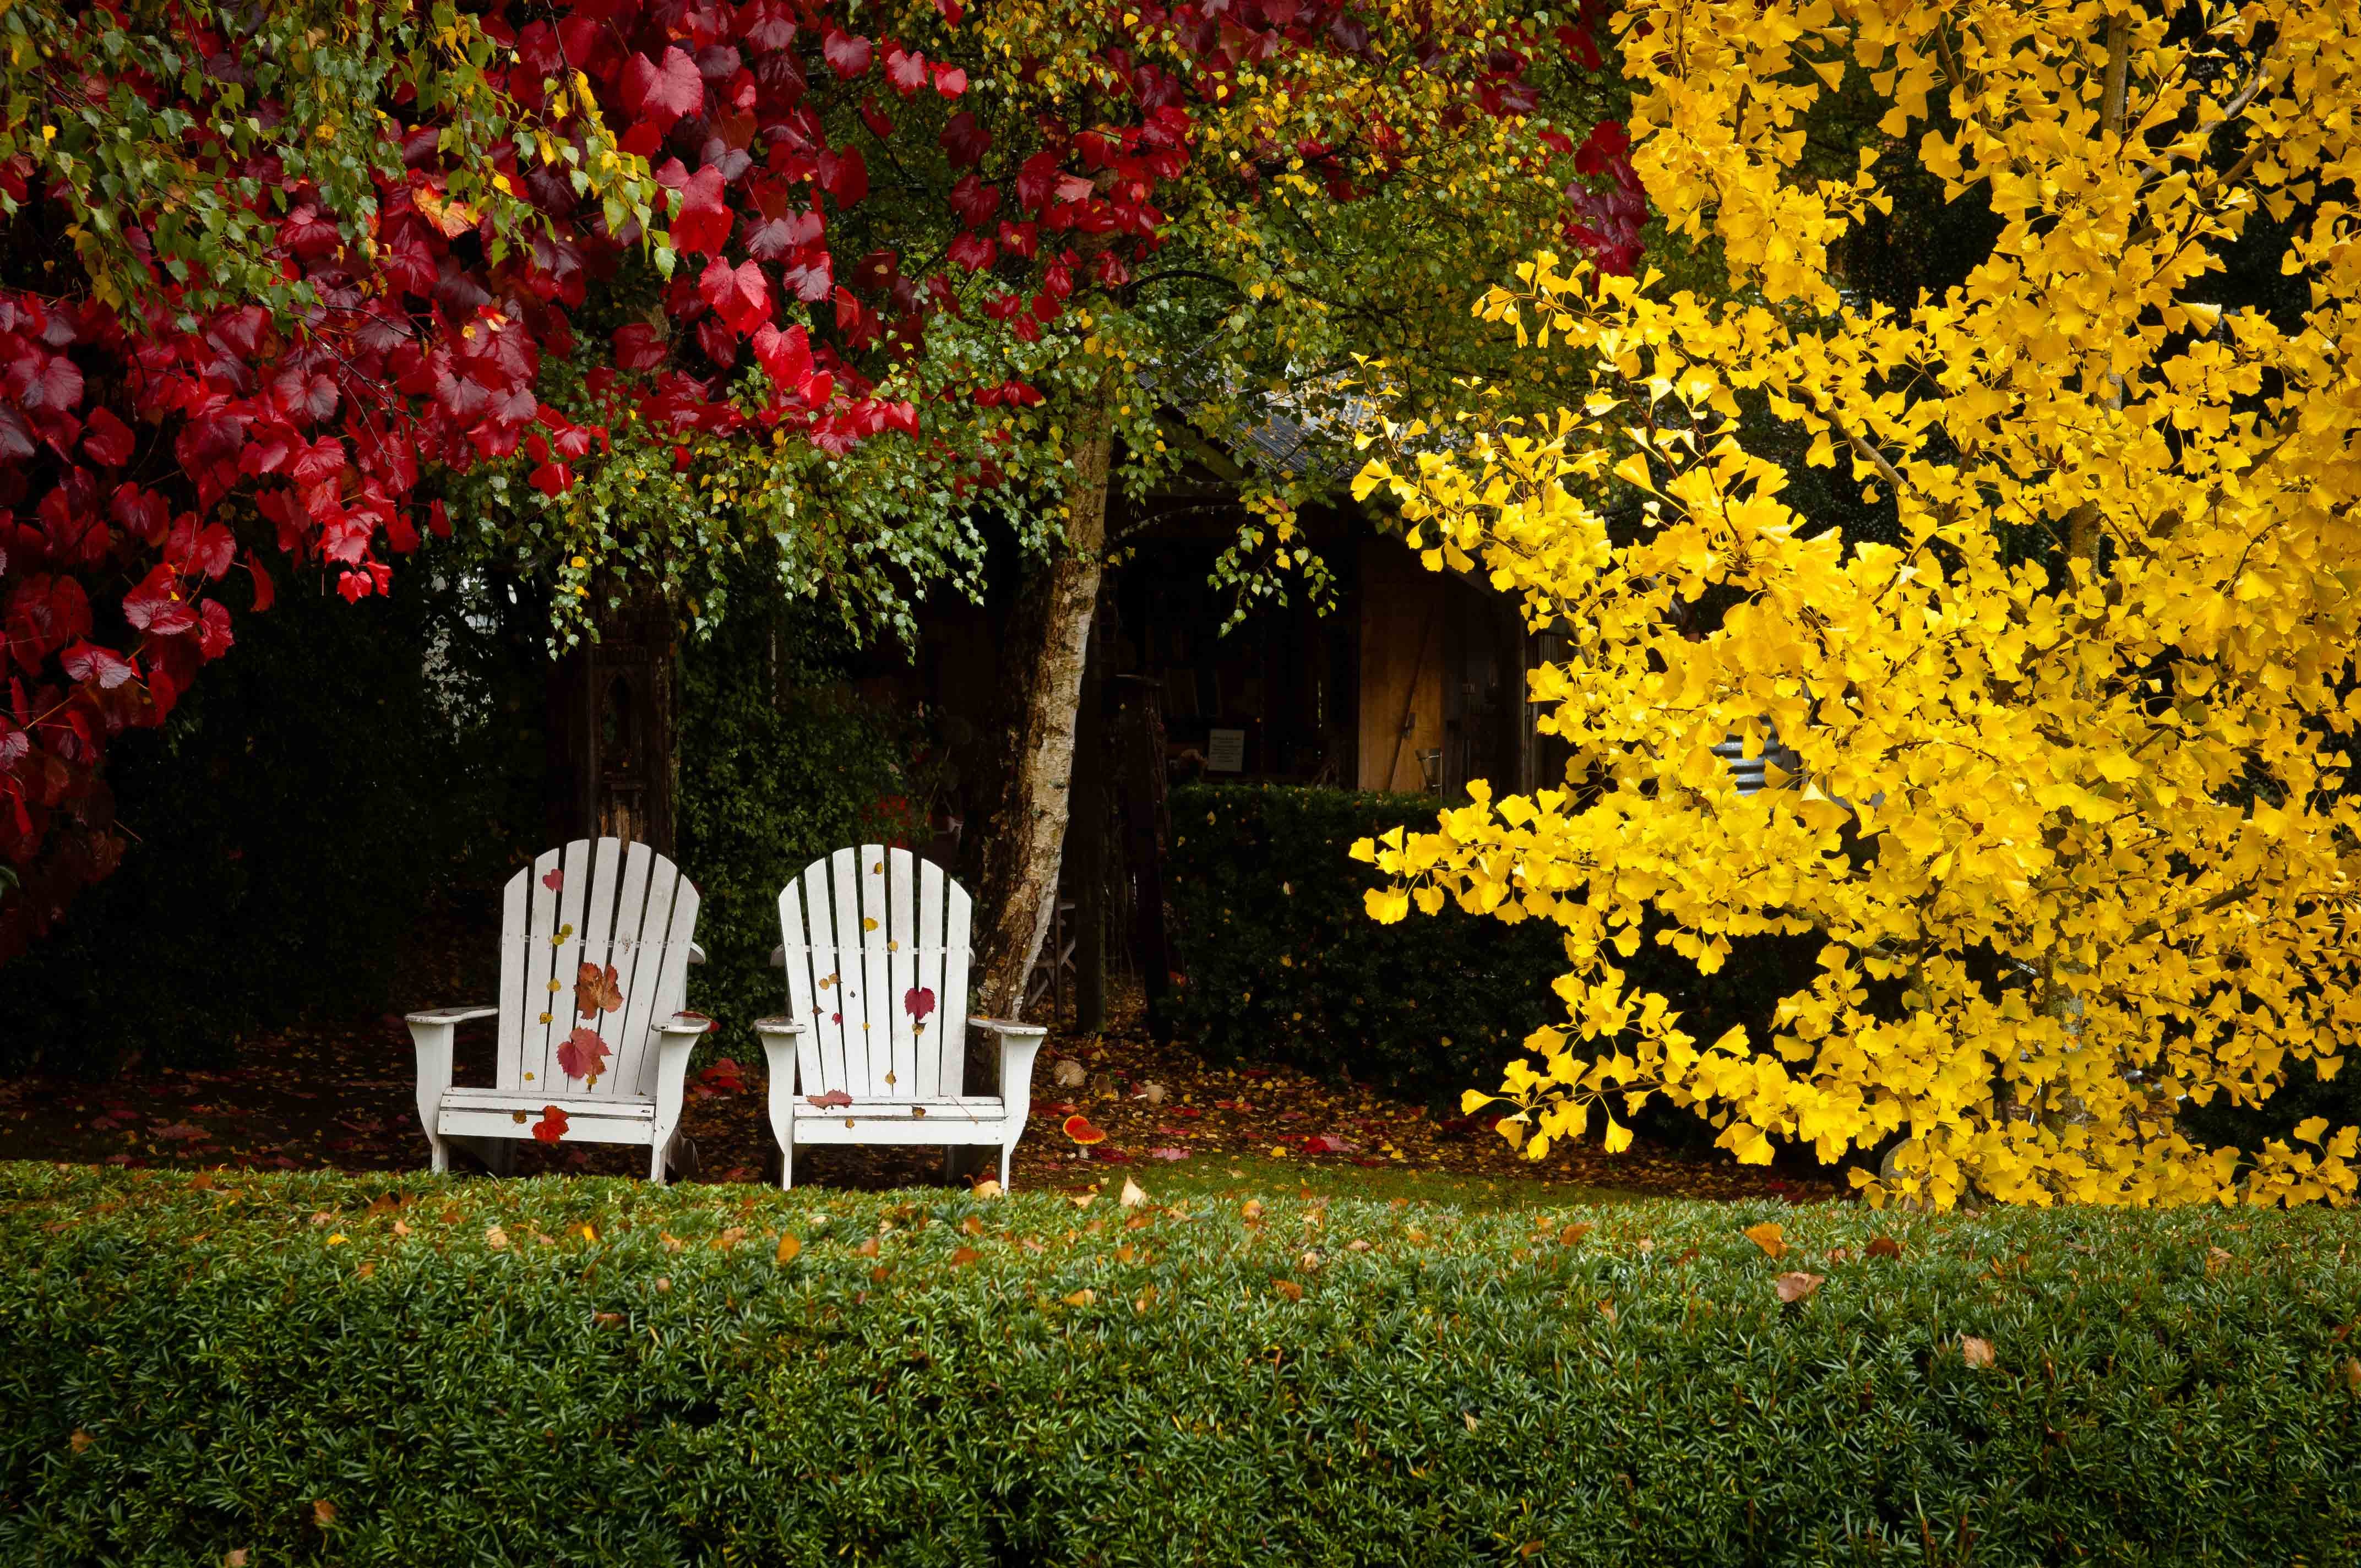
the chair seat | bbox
[792,1095,1005,1120]
[790,1095,1013,1145]
[439,1087,656,1146]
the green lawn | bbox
[1069,1149,1649,1209]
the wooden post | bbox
[548,587,677,853]
[1071,599,1108,1033]
[1112,672,1172,1033]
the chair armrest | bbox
[752,1016,806,1036]
[405,1005,499,1025]
[977,1021,1048,1124]
[688,943,706,965]
[969,1016,1049,1039]
[656,1012,716,1036]
[768,944,786,968]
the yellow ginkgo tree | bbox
[1352,0,2361,1208]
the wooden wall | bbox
[1356,537,1448,792]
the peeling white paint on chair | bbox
[757,845,1046,1190]
[407,837,711,1182]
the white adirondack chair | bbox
[407,837,711,1182]
[757,845,1047,1190]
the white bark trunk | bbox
[970,385,1116,1020]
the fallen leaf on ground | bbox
[1776,1271,1825,1304]
[1867,1235,1903,1259]
[1559,1223,1592,1246]
[775,1233,801,1265]
[1063,1288,1096,1306]
[1743,1222,1787,1259]
[485,1225,509,1250]
[1149,1147,1190,1161]
[1119,1177,1147,1207]
[951,1246,982,1267]
[1961,1335,1996,1369]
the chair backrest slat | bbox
[857,850,894,1093]
[800,858,845,1088]
[779,878,824,1096]
[605,843,665,1096]
[914,855,945,1098]
[781,846,975,1101]
[886,846,918,1095]
[494,838,698,1102]
[826,847,867,1089]
[940,877,973,1096]
[496,863,531,1089]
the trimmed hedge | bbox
[1163,784,1820,1113]
[4,1163,2359,1565]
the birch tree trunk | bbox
[970,382,1115,1019]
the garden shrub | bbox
[2,1164,2357,1566]
[1163,783,1820,1118]
[676,612,930,1047]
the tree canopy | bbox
[0,0,1638,957]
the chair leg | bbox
[780,1136,795,1192]
[648,1137,668,1185]
[999,1144,1014,1192]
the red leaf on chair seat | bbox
[541,867,563,892]
[558,1027,611,1081]
[904,986,936,1020]
[532,1106,569,1143]
[807,1088,853,1109]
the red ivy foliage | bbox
[0,0,1639,958]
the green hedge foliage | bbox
[3,1165,2358,1565]
[0,571,541,1075]
[676,612,926,1049]
[1163,784,1821,1114]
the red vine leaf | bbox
[698,257,772,336]
[623,46,706,131]
[821,29,873,79]
[532,1105,570,1144]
